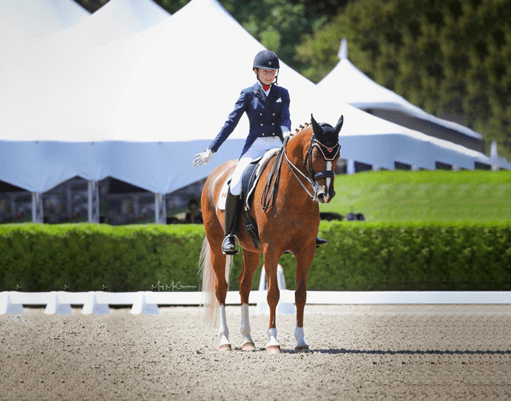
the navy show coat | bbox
[209,82,291,157]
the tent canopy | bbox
[317,39,484,147]
[0,0,89,38]
[0,0,495,196]
[47,0,170,47]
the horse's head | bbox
[307,114,344,203]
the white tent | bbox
[48,0,170,46]
[0,0,495,223]
[0,0,89,38]
[317,39,486,154]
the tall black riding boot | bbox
[222,189,242,255]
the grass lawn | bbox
[320,170,511,222]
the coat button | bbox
[260,123,263,126]
[273,113,275,116]
[260,113,263,116]
[262,133,265,136]
[272,123,275,125]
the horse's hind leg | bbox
[239,250,260,351]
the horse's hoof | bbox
[242,342,256,351]
[219,344,232,351]
[266,345,281,354]
[295,345,310,353]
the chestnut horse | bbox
[199,114,344,353]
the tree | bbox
[219,0,327,67]
[296,0,511,159]
[73,0,108,13]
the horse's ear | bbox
[335,115,344,135]
[311,114,322,136]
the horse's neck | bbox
[279,132,315,207]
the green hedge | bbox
[0,224,205,293]
[1,222,511,292]
[309,221,511,291]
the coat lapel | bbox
[252,83,267,103]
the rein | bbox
[283,139,319,202]
[261,132,339,211]
[261,136,289,212]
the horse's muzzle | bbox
[317,188,336,204]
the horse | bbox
[199,114,344,353]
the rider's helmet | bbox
[253,50,280,86]
[253,50,280,70]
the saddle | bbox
[241,148,280,212]
[218,148,279,249]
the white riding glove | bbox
[193,149,214,167]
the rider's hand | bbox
[193,149,214,167]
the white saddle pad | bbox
[217,148,280,211]
[217,178,231,211]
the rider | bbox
[193,50,328,255]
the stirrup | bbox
[222,235,239,255]
[316,237,328,248]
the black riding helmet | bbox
[253,50,280,69]
[253,50,280,86]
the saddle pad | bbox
[217,148,279,211]
[217,178,231,211]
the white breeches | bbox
[230,136,282,196]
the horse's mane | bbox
[292,121,338,147]
[293,122,312,135]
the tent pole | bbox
[88,180,99,223]
[32,193,43,223]
[155,193,166,224]
[347,159,355,175]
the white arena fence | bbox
[2,290,511,316]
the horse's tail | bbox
[199,237,233,329]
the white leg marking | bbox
[218,304,230,347]
[266,328,280,348]
[240,303,254,346]
[294,326,308,349]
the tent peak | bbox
[338,38,348,60]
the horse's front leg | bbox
[263,249,281,354]
[211,250,232,351]
[294,244,316,352]
[239,250,260,351]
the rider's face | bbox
[255,68,277,86]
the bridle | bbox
[262,132,340,211]
[305,134,341,183]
